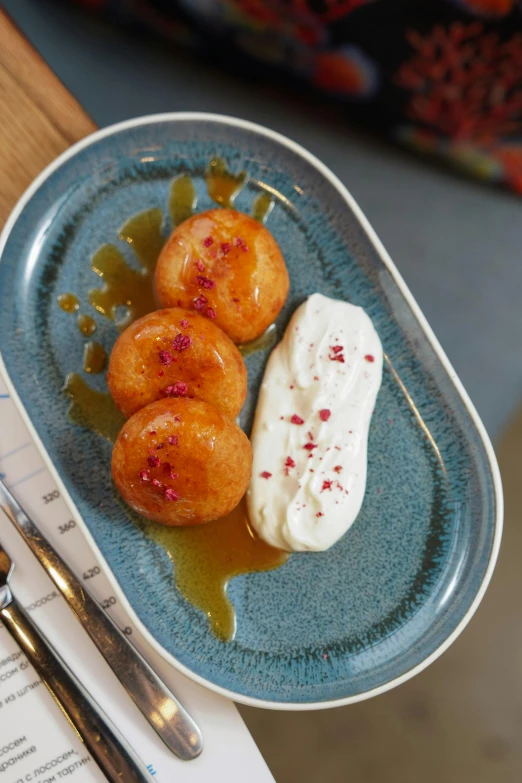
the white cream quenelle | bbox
[247,293,382,552]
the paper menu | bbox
[0,375,274,783]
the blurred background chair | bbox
[70,0,522,196]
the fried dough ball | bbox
[112,398,252,526]
[107,308,247,419]
[154,209,289,344]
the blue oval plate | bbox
[0,115,502,709]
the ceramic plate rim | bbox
[0,112,503,710]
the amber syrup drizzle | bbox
[62,165,288,641]
[77,314,96,336]
[239,324,278,357]
[205,157,248,208]
[57,292,79,312]
[83,341,107,374]
[252,192,274,223]
[169,173,197,226]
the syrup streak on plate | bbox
[247,293,383,552]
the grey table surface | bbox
[4,0,522,441]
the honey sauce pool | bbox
[64,373,125,443]
[60,163,288,641]
[89,208,164,330]
[146,499,288,641]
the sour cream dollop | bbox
[247,293,382,552]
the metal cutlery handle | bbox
[0,598,151,783]
[0,479,202,761]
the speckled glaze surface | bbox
[0,115,501,707]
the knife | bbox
[0,539,153,782]
[0,477,203,761]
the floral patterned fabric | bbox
[73,0,522,194]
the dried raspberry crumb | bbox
[162,462,171,474]
[304,442,317,451]
[196,275,216,290]
[165,382,188,397]
[322,480,333,492]
[232,297,240,303]
[221,242,231,255]
[322,654,328,660]
[241,244,248,252]
[147,455,160,468]
[364,354,375,363]
[329,344,345,363]
[174,415,181,421]
[207,307,216,320]
[234,236,244,247]
[139,470,150,482]
[193,295,208,311]
[313,375,319,381]
[151,478,162,488]
[291,414,304,425]
[155,443,164,450]
[158,370,164,377]
[316,512,324,518]
[334,465,343,473]
[168,435,178,446]
[319,409,331,422]
[159,350,173,366]
[180,319,189,328]
[284,456,296,475]
[169,472,179,480]
[260,471,272,479]
[149,431,156,436]
[172,333,191,352]
[164,488,179,501]
[196,259,205,272]
[290,385,294,390]
[203,236,213,247]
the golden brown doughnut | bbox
[112,397,252,525]
[154,209,289,344]
[107,307,247,419]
